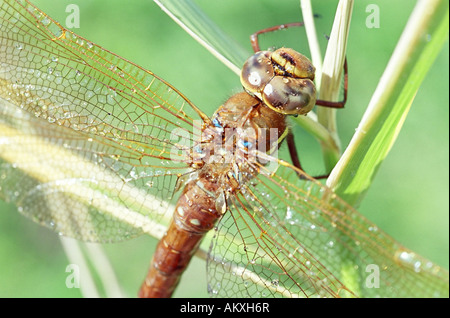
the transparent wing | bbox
[207,161,449,297]
[0,0,207,242]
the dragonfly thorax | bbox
[193,92,287,170]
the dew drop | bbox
[41,17,50,26]
[399,251,414,263]
[414,261,422,273]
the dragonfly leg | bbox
[250,22,305,53]
[316,58,348,108]
[286,131,329,180]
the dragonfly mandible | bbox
[0,0,448,298]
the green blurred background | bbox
[0,0,448,297]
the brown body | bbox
[138,176,221,297]
[139,92,288,297]
[138,45,315,298]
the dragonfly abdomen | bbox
[139,178,221,298]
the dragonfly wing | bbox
[206,160,449,297]
[0,0,206,242]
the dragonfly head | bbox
[240,48,317,116]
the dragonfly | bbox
[0,0,448,297]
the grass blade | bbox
[154,0,249,74]
[328,0,449,206]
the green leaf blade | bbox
[328,0,449,207]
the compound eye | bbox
[262,77,316,115]
[271,48,315,80]
[240,51,274,96]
